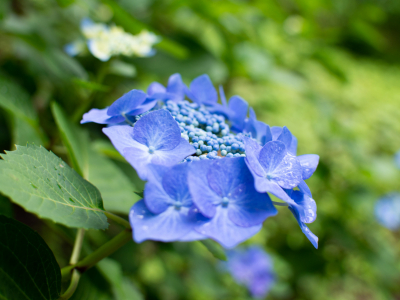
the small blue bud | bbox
[213,144,219,151]
[226,146,232,152]
[226,153,234,158]
[207,146,213,152]
[232,143,239,151]
[220,144,226,151]
[196,149,202,155]
[221,150,227,156]
[199,155,208,160]
[206,126,212,132]
[192,142,199,148]
[200,145,208,152]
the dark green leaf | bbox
[0,144,108,229]
[0,215,61,299]
[0,195,12,217]
[199,240,227,261]
[134,191,144,198]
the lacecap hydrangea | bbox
[65,18,159,61]
[81,74,320,249]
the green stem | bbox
[104,211,131,228]
[61,228,132,279]
[272,201,289,207]
[70,229,85,264]
[59,270,80,300]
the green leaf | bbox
[70,268,113,300]
[51,102,89,178]
[0,215,61,299]
[199,240,227,261]
[92,140,126,162]
[0,144,108,230]
[134,191,144,198]
[109,60,137,78]
[0,74,38,123]
[97,258,144,300]
[72,78,111,92]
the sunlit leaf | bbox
[0,215,61,300]
[0,144,108,230]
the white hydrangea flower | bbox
[64,18,160,61]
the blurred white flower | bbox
[64,18,160,61]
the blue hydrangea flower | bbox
[129,163,206,242]
[81,89,156,125]
[103,109,195,180]
[375,193,400,230]
[188,157,277,248]
[286,189,318,248]
[243,137,303,204]
[147,73,185,102]
[226,246,274,298]
[207,86,249,132]
[395,150,400,169]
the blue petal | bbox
[81,108,124,124]
[103,125,140,154]
[298,154,319,180]
[228,182,277,227]
[195,207,262,249]
[219,85,227,106]
[107,89,147,116]
[166,73,185,101]
[207,157,247,198]
[288,205,318,249]
[259,141,302,189]
[276,126,292,151]
[244,108,271,145]
[162,163,192,205]
[123,146,153,180]
[228,96,248,132]
[144,164,170,214]
[151,138,195,165]
[375,193,400,230]
[133,110,181,150]
[179,230,207,241]
[271,126,297,154]
[188,74,218,105]
[289,190,317,224]
[129,200,196,243]
[298,180,312,197]
[126,99,157,116]
[253,177,295,204]
[243,137,265,177]
[188,160,220,218]
[147,82,166,96]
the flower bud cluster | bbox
[65,18,159,61]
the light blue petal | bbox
[298,154,319,180]
[258,141,287,174]
[253,177,295,205]
[162,163,192,205]
[81,108,124,124]
[188,74,218,105]
[228,182,277,227]
[102,125,142,154]
[151,138,195,165]
[133,110,181,150]
[228,96,248,132]
[298,180,312,197]
[290,190,317,224]
[243,137,265,177]
[144,164,171,214]
[277,126,292,151]
[288,205,318,249]
[195,207,262,249]
[127,100,157,116]
[178,230,207,241]
[188,160,220,218]
[166,73,185,101]
[147,82,166,96]
[107,89,147,116]
[123,146,153,180]
[130,200,195,243]
[219,85,227,107]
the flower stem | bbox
[59,270,80,300]
[272,201,289,207]
[104,211,131,228]
[61,228,132,280]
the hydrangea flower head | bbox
[375,193,400,230]
[188,157,277,248]
[65,18,159,61]
[226,246,274,298]
[130,163,205,242]
[82,73,320,249]
[103,109,195,180]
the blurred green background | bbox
[1,0,400,299]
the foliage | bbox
[0,0,399,299]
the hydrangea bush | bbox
[82,73,320,249]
